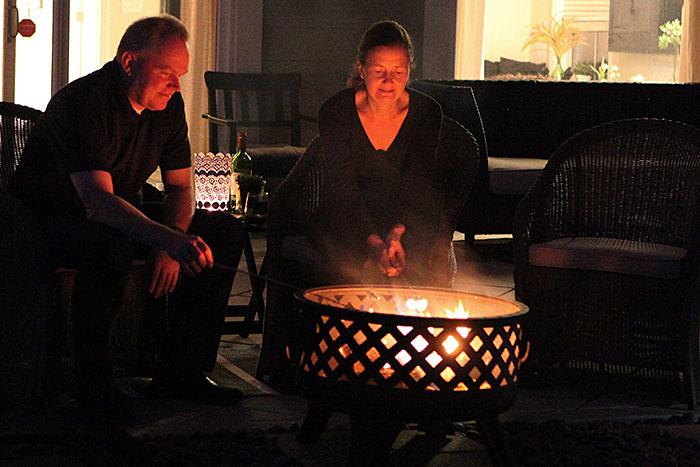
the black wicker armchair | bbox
[256,117,479,393]
[0,103,49,409]
[0,102,42,189]
[513,118,700,408]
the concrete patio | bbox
[2,232,697,466]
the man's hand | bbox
[163,232,214,277]
[149,250,180,298]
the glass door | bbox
[13,0,53,109]
[2,0,53,108]
[4,0,165,110]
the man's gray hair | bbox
[117,14,188,56]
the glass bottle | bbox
[244,180,269,226]
[231,131,253,212]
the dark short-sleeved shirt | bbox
[9,60,190,217]
[311,87,443,282]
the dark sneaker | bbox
[147,374,246,406]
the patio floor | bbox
[213,232,697,464]
[2,232,697,466]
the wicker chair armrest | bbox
[684,185,700,265]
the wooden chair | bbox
[256,117,480,393]
[513,118,700,408]
[201,72,316,196]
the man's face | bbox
[125,38,189,113]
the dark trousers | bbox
[40,209,244,384]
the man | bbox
[9,15,244,411]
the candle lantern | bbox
[194,152,233,211]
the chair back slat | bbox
[203,72,304,152]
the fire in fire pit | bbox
[299,285,527,395]
[295,285,529,464]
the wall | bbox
[260,0,430,144]
[216,0,263,73]
[99,0,161,64]
[423,0,457,79]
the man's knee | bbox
[191,210,245,260]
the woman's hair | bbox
[347,20,414,89]
[116,14,189,57]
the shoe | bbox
[147,373,246,406]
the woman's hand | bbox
[384,224,406,276]
[366,224,406,277]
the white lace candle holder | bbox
[194,152,233,211]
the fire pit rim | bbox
[295,284,529,325]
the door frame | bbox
[3,0,16,101]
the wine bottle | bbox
[231,131,253,212]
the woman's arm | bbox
[317,90,377,244]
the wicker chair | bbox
[0,102,42,189]
[256,117,479,393]
[0,102,169,406]
[513,118,700,408]
[0,103,49,409]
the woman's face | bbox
[360,45,410,104]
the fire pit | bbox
[295,285,528,464]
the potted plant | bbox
[572,61,595,81]
[590,60,621,81]
[658,18,682,82]
[523,15,585,80]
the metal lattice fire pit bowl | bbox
[295,285,529,452]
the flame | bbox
[445,299,469,319]
[444,300,470,339]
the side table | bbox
[224,215,266,338]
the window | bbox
[460,0,684,82]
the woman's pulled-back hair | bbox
[347,20,414,89]
[116,14,188,57]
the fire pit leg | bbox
[476,416,514,467]
[348,415,403,466]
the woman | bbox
[311,20,444,285]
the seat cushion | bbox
[248,145,305,197]
[488,157,547,195]
[247,145,305,178]
[528,237,687,279]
